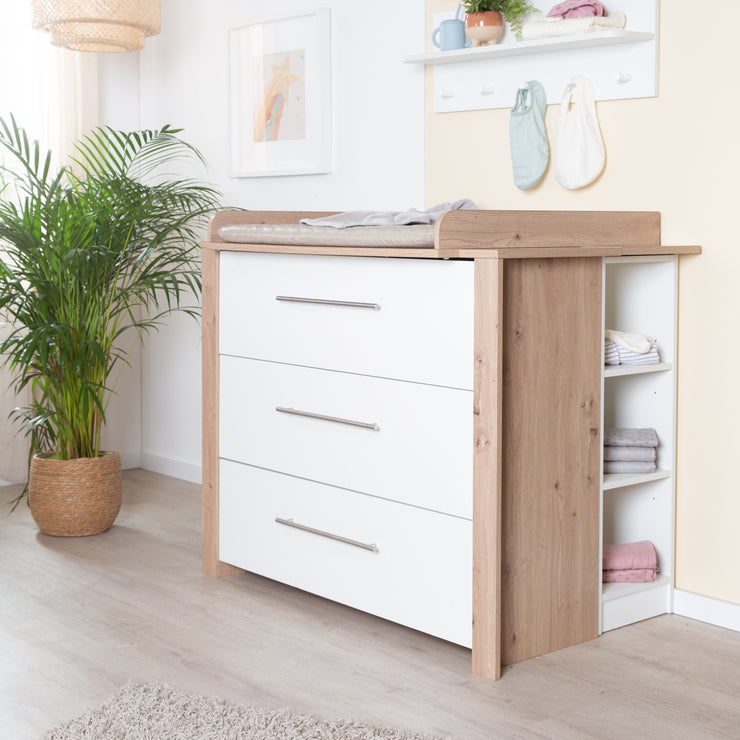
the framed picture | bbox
[228,9,331,178]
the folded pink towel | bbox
[603,540,657,571]
[603,568,658,584]
[547,0,605,19]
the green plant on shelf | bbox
[462,0,539,39]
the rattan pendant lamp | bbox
[31,0,161,53]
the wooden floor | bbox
[2,470,740,739]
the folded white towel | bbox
[604,460,657,474]
[521,12,626,40]
[605,329,652,354]
[604,336,660,366]
[604,445,656,462]
[617,341,660,366]
[300,199,478,228]
[604,339,620,365]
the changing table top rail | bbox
[203,209,701,259]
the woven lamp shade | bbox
[31,0,161,52]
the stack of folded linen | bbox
[604,329,660,366]
[521,1,626,41]
[603,427,658,474]
[603,540,659,583]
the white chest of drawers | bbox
[215,251,475,646]
[202,209,699,680]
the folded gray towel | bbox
[299,199,478,228]
[603,445,656,462]
[604,460,657,474]
[603,428,659,448]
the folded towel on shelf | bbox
[521,12,625,40]
[603,428,659,448]
[604,337,660,365]
[603,445,656,462]
[605,329,652,354]
[547,0,606,18]
[604,329,661,365]
[604,339,620,365]
[603,540,658,571]
[602,568,659,584]
[617,342,660,365]
[603,460,657,474]
[300,199,478,228]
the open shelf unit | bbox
[408,0,659,112]
[600,255,678,633]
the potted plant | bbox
[462,0,539,44]
[0,116,220,536]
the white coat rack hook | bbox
[480,85,495,96]
[616,72,633,84]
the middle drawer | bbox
[219,355,473,519]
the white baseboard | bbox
[0,451,201,485]
[119,451,142,471]
[673,589,740,633]
[140,452,202,484]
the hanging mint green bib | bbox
[509,80,549,190]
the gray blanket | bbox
[299,199,478,228]
[603,428,659,448]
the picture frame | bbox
[228,9,331,178]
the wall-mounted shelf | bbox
[404,30,654,66]
[409,0,659,113]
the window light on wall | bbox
[31,0,161,53]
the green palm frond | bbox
[0,115,220,473]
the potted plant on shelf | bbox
[0,116,220,536]
[462,0,539,44]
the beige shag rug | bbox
[42,682,442,739]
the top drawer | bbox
[219,252,474,389]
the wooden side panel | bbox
[201,247,242,577]
[436,210,661,250]
[472,258,504,680]
[501,257,602,665]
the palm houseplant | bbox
[0,116,220,536]
[462,0,538,43]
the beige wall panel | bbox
[424,0,740,605]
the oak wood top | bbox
[203,209,701,259]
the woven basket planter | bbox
[29,452,122,537]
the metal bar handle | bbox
[275,406,379,431]
[275,517,379,553]
[276,295,380,310]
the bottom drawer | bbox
[219,460,472,647]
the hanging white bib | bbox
[556,75,605,189]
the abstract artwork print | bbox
[253,50,306,143]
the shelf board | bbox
[601,574,671,602]
[604,362,672,378]
[404,30,655,66]
[603,469,671,490]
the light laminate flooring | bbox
[2,470,740,739]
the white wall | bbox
[96,52,144,468]
[97,0,426,481]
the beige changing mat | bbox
[217,223,436,248]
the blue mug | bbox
[432,19,471,51]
